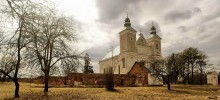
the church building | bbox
[99,16,162,74]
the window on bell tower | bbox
[156,44,159,49]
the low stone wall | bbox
[33,76,65,85]
[68,73,137,87]
[32,73,138,87]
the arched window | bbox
[122,58,125,68]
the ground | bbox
[0,82,220,100]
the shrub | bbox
[104,67,114,91]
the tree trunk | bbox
[64,76,68,85]
[44,75,49,92]
[191,65,194,84]
[200,69,203,85]
[167,76,171,90]
[2,75,6,82]
[187,65,190,84]
[174,76,177,84]
[14,80,20,98]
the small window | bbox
[122,58,125,68]
[156,44,159,49]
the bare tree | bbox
[0,48,16,82]
[25,9,78,92]
[59,55,81,85]
[0,16,27,98]
[0,12,24,98]
[149,54,179,90]
[0,0,49,97]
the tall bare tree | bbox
[0,11,25,98]
[25,9,78,92]
[0,0,50,97]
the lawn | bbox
[0,82,220,100]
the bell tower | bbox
[119,15,137,53]
[147,25,161,56]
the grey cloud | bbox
[87,39,118,62]
[177,26,188,33]
[162,36,198,56]
[164,7,201,23]
[95,0,173,35]
[191,7,201,13]
[164,21,220,66]
[197,27,220,55]
[123,20,163,39]
[200,12,220,27]
[96,0,140,22]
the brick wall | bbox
[31,73,137,87]
[68,73,137,87]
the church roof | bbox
[120,26,137,33]
[127,61,150,75]
[101,46,120,60]
[136,33,147,46]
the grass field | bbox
[0,82,220,100]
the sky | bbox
[52,0,220,73]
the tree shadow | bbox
[106,89,120,93]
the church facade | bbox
[99,16,162,74]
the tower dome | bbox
[150,25,156,34]
[124,16,131,27]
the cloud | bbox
[164,7,201,23]
[177,26,188,33]
[95,0,145,23]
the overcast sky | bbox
[53,0,220,73]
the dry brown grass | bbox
[0,82,220,100]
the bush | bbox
[104,67,114,91]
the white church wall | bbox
[136,45,147,54]
[148,73,163,86]
[99,56,118,73]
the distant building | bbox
[207,71,218,85]
[99,16,162,74]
